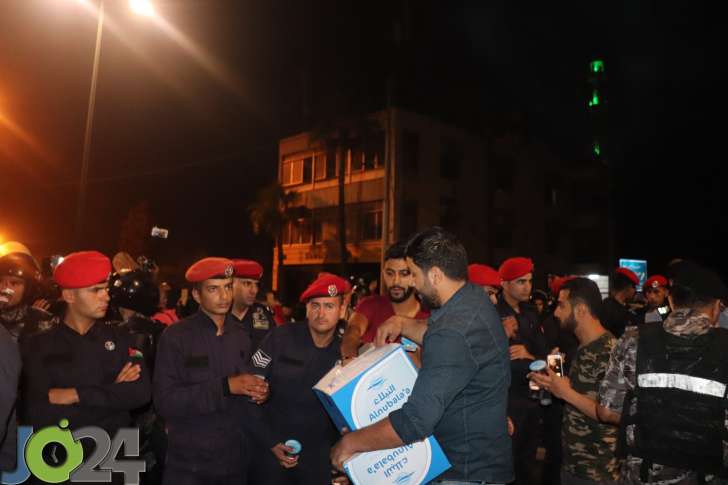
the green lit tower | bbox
[587,59,607,162]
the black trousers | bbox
[162,466,246,485]
[510,398,543,485]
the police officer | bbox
[248,273,350,485]
[0,251,56,344]
[153,257,270,485]
[601,267,641,338]
[20,251,151,441]
[229,259,276,350]
[598,261,728,483]
[496,257,547,485]
[109,269,165,372]
[468,263,502,305]
[109,268,167,485]
[640,274,670,324]
[0,322,21,473]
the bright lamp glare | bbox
[129,0,155,17]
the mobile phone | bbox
[547,353,564,377]
[657,305,670,315]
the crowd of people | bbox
[1,226,728,485]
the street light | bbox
[74,0,155,246]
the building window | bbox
[281,159,304,186]
[440,138,463,180]
[302,157,312,184]
[314,153,327,180]
[362,210,383,241]
[402,131,419,175]
[326,150,337,179]
[282,218,313,245]
[350,148,364,172]
[364,131,385,170]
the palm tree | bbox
[248,182,300,298]
[310,115,383,277]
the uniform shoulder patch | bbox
[252,349,272,368]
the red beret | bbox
[550,276,575,296]
[53,251,111,289]
[468,264,502,288]
[185,257,234,283]
[644,275,668,290]
[300,273,351,302]
[232,259,263,280]
[616,267,640,286]
[498,257,534,282]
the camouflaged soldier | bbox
[0,252,56,344]
[529,277,619,484]
[598,261,728,484]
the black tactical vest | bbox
[619,322,728,475]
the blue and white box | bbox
[314,344,451,485]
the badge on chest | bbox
[252,308,270,330]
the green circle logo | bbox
[25,419,84,483]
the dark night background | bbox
[0,1,722,285]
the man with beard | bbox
[247,273,350,485]
[331,227,513,484]
[529,277,618,484]
[229,259,276,351]
[0,251,55,345]
[340,241,429,363]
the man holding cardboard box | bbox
[331,227,513,484]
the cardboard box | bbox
[314,344,451,484]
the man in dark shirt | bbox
[20,251,151,444]
[496,256,548,485]
[229,259,276,351]
[602,268,640,338]
[331,227,513,484]
[248,273,351,485]
[154,257,269,485]
[0,324,21,473]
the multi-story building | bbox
[274,108,610,296]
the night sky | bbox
[0,0,722,284]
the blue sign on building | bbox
[619,259,648,291]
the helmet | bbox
[0,253,43,305]
[109,270,160,317]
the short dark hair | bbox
[611,271,635,293]
[562,277,603,320]
[404,227,468,281]
[384,241,407,262]
[669,261,726,310]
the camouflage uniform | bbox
[0,304,56,345]
[598,309,727,484]
[562,331,620,483]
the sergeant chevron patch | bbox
[252,349,272,368]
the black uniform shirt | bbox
[602,296,639,338]
[496,297,548,400]
[248,322,340,484]
[20,320,151,432]
[231,302,276,351]
[153,310,254,476]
